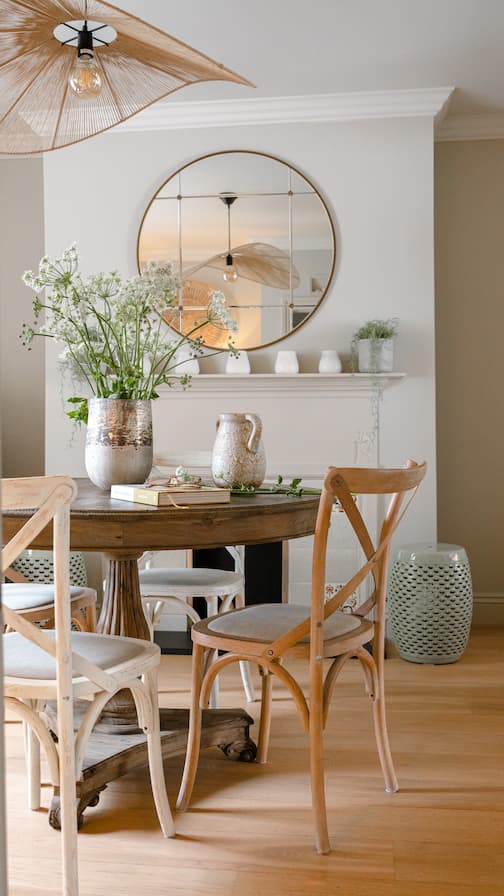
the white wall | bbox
[43,116,437,548]
[0,158,45,476]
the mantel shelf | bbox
[157,372,406,398]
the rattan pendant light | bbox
[0,0,253,154]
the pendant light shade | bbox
[186,241,301,291]
[0,0,253,154]
[184,193,300,290]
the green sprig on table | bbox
[230,475,321,497]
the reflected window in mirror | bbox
[137,150,336,351]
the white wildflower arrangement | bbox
[22,244,237,424]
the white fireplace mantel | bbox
[158,372,405,400]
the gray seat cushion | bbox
[207,604,362,643]
[139,567,242,590]
[3,631,158,680]
[3,584,86,611]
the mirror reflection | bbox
[137,151,336,351]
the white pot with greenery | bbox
[22,245,237,489]
[352,318,399,373]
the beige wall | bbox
[0,158,45,476]
[435,139,504,621]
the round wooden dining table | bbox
[3,477,320,641]
[2,478,320,828]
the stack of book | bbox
[110,483,231,507]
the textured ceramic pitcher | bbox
[211,413,266,488]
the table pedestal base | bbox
[47,707,256,830]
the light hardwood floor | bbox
[4,626,504,896]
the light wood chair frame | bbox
[176,462,426,854]
[3,564,97,633]
[2,476,174,896]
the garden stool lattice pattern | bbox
[12,550,88,587]
[389,543,473,664]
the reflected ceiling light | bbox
[221,194,239,283]
[197,192,300,289]
[0,0,254,154]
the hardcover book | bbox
[110,483,231,507]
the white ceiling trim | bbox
[116,87,454,132]
[436,112,504,142]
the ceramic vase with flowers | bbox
[22,245,237,489]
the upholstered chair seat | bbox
[206,603,366,646]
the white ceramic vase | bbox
[274,350,299,374]
[318,350,342,373]
[226,350,251,374]
[175,346,200,375]
[357,338,394,373]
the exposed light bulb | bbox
[223,266,238,283]
[223,253,238,283]
[69,54,102,99]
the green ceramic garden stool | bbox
[388,543,473,664]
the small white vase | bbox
[357,338,394,373]
[226,350,251,374]
[318,350,342,373]
[275,350,299,374]
[175,346,200,375]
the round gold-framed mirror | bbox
[137,150,336,351]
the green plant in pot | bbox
[22,244,237,490]
[351,318,399,373]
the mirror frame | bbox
[136,149,337,351]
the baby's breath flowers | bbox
[22,245,237,424]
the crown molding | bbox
[116,88,454,132]
[436,112,504,142]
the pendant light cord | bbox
[227,203,232,255]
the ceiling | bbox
[117,0,504,119]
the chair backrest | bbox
[266,462,426,658]
[1,476,113,692]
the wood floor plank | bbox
[4,626,504,895]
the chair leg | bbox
[310,660,330,855]
[206,649,220,710]
[206,597,220,709]
[27,718,41,811]
[176,642,206,812]
[372,693,399,794]
[233,591,256,703]
[141,672,176,838]
[143,597,172,641]
[256,667,273,764]
[83,600,96,632]
[356,647,398,794]
[22,699,44,811]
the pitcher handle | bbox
[245,414,262,454]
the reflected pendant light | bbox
[185,194,301,290]
[221,193,238,283]
[0,0,254,154]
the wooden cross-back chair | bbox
[3,563,97,633]
[176,461,426,855]
[2,476,174,896]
